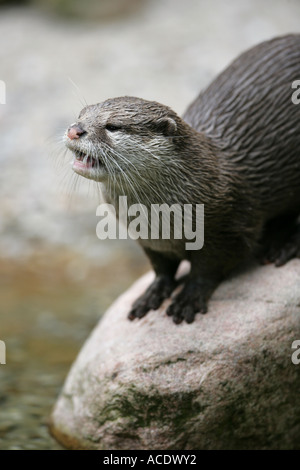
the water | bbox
[0,250,147,449]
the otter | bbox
[64,34,300,324]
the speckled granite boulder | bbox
[50,261,300,450]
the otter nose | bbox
[67,124,85,140]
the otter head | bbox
[64,96,181,184]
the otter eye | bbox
[105,124,121,132]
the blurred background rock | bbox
[0,0,300,450]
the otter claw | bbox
[128,275,176,321]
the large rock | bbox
[50,261,300,450]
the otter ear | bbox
[156,117,177,136]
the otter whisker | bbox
[103,143,162,212]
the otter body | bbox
[185,34,300,219]
[65,34,300,323]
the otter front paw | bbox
[259,215,300,266]
[272,230,300,266]
[128,275,176,320]
[166,279,215,324]
[261,223,300,267]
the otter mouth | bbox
[71,149,106,181]
[73,150,98,169]
[64,131,107,181]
